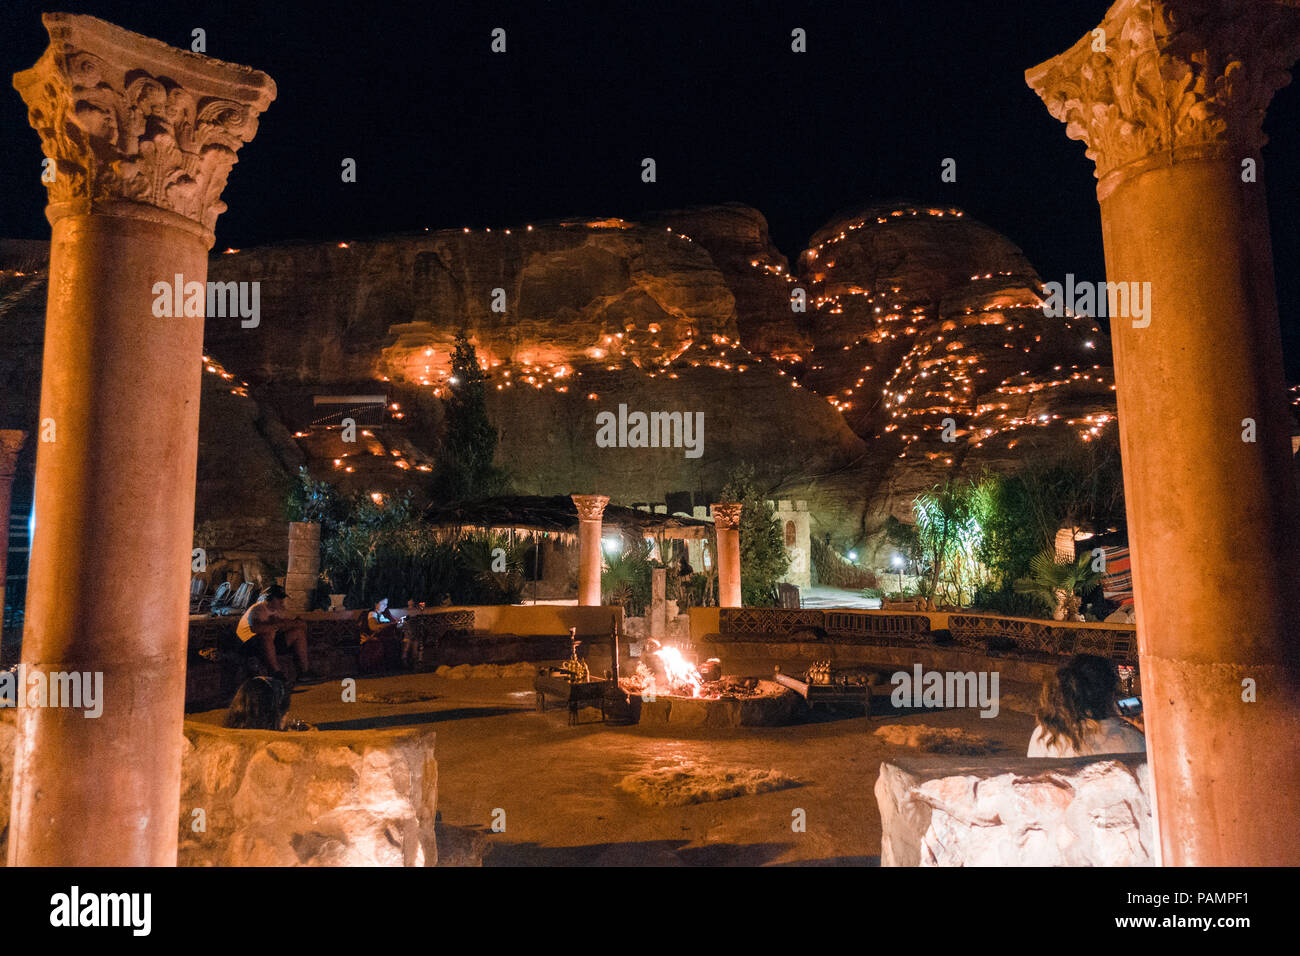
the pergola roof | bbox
[421,494,714,540]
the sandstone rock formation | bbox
[794,203,1117,561]
[1,713,439,866]
[876,753,1153,866]
[0,198,1120,573]
[178,721,437,866]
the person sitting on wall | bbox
[236,584,321,683]
[225,675,292,730]
[362,597,405,671]
[1027,653,1145,758]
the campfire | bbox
[620,642,769,700]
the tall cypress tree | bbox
[434,331,507,501]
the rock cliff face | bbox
[0,200,1118,570]
[788,203,1118,559]
[204,218,740,387]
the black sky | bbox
[4,0,1300,376]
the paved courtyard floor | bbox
[191,660,1039,866]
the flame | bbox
[631,645,705,699]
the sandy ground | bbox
[190,658,1039,866]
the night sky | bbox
[4,0,1300,376]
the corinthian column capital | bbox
[571,494,610,522]
[12,13,276,246]
[712,502,743,530]
[1026,0,1300,196]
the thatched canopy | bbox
[421,494,713,542]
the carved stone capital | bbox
[0,430,26,479]
[571,494,610,522]
[712,502,743,531]
[13,13,276,245]
[1026,0,1300,196]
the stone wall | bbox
[180,721,436,866]
[0,713,437,866]
[875,753,1152,866]
[774,499,811,588]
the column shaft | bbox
[1101,158,1300,865]
[571,494,609,607]
[577,520,602,606]
[10,214,207,865]
[713,503,743,608]
[285,521,321,613]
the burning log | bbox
[620,645,776,701]
[772,667,810,698]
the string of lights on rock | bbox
[210,207,1122,475]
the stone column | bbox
[0,431,26,626]
[650,567,666,640]
[9,13,274,866]
[713,503,743,608]
[285,521,321,613]
[1028,0,1300,866]
[571,494,609,606]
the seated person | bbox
[225,675,291,730]
[363,597,406,670]
[236,584,321,683]
[1028,653,1145,757]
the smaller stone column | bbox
[285,521,321,613]
[713,502,743,608]
[650,567,667,640]
[571,494,609,606]
[0,430,27,623]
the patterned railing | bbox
[402,610,476,654]
[712,607,1138,666]
[719,608,826,635]
[946,615,1137,665]
[825,611,930,641]
[716,608,929,644]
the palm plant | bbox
[913,478,989,610]
[458,533,528,604]
[601,539,653,616]
[1013,549,1105,620]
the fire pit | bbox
[619,643,803,727]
